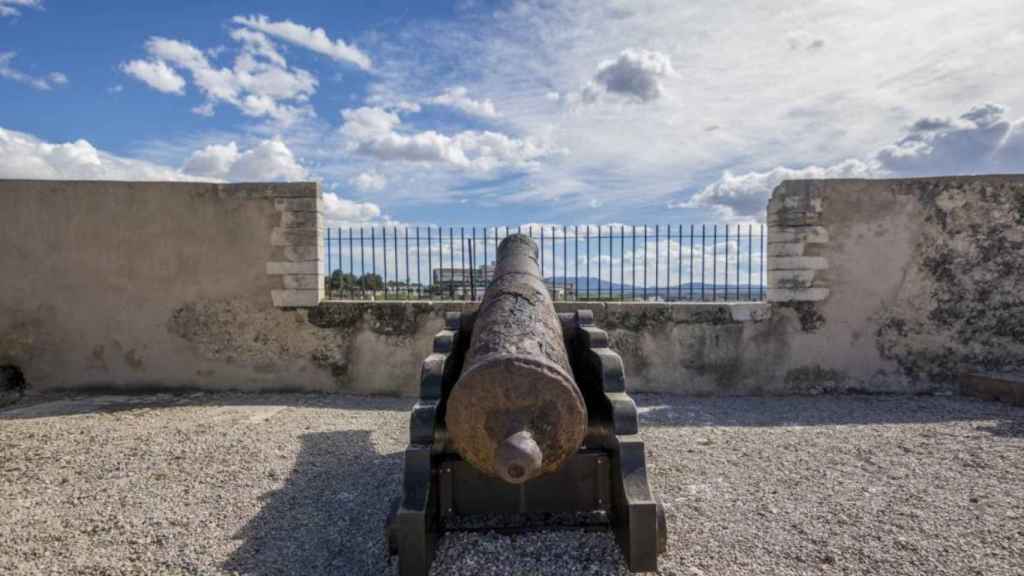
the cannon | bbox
[386,234,666,575]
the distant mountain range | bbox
[544,276,765,299]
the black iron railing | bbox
[324,225,766,302]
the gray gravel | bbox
[1,393,1022,575]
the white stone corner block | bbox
[267,261,319,275]
[271,289,321,308]
[767,287,830,302]
[769,226,830,245]
[768,256,829,271]
[282,274,322,290]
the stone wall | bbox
[0,180,325,393]
[2,176,1022,397]
[766,176,1024,392]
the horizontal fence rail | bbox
[323,225,766,302]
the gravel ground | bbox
[1,393,1022,576]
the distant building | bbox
[432,264,495,298]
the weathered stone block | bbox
[280,210,320,229]
[768,270,819,289]
[267,261,319,275]
[767,242,805,257]
[271,227,322,246]
[768,256,829,271]
[767,287,830,302]
[769,226,829,245]
[271,289,321,307]
[274,197,321,212]
[282,274,322,290]
[282,246,319,262]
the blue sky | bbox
[3,0,1024,228]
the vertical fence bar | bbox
[415,227,421,299]
[392,226,398,298]
[562,225,568,300]
[747,224,752,301]
[676,225,682,301]
[700,224,705,302]
[383,227,389,299]
[574,225,579,301]
[632,225,637,300]
[736,225,741,301]
[760,225,765,300]
[712,225,718,302]
[427,227,433,298]
[586,226,591,300]
[643,226,648,300]
[326,228,332,296]
[348,228,354,299]
[724,225,729,302]
[360,228,366,297]
[447,227,453,300]
[620,225,625,301]
[654,225,659,300]
[371,227,378,298]
[689,225,695,301]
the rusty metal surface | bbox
[446,234,587,483]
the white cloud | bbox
[876,103,1016,175]
[124,34,317,124]
[580,49,677,103]
[428,86,498,118]
[182,139,307,181]
[689,102,1024,220]
[350,170,387,191]
[0,52,67,90]
[0,0,40,17]
[120,59,186,94]
[685,159,875,220]
[340,106,549,171]
[0,126,199,180]
[322,192,382,224]
[232,14,372,71]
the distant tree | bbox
[329,269,357,291]
[359,273,383,291]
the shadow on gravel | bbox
[634,394,1024,432]
[0,392,413,420]
[223,430,402,576]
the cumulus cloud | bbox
[876,103,1016,175]
[0,0,39,17]
[232,14,372,71]
[322,192,382,224]
[0,126,199,180]
[340,106,548,171]
[350,170,387,191]
[685,159,875,219]
[0,52,67,90]
[428,86,498,118]
[182,139,307,181]
[580,49,677,103]
[123,32,318,124]
[120,59,186,94]
[689,103,1024,220]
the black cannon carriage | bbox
[386,235,666,575]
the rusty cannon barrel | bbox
[445,234,587,484]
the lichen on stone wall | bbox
[875,179,1024,383]
[167,299,355,387]
[774,302,825,332]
